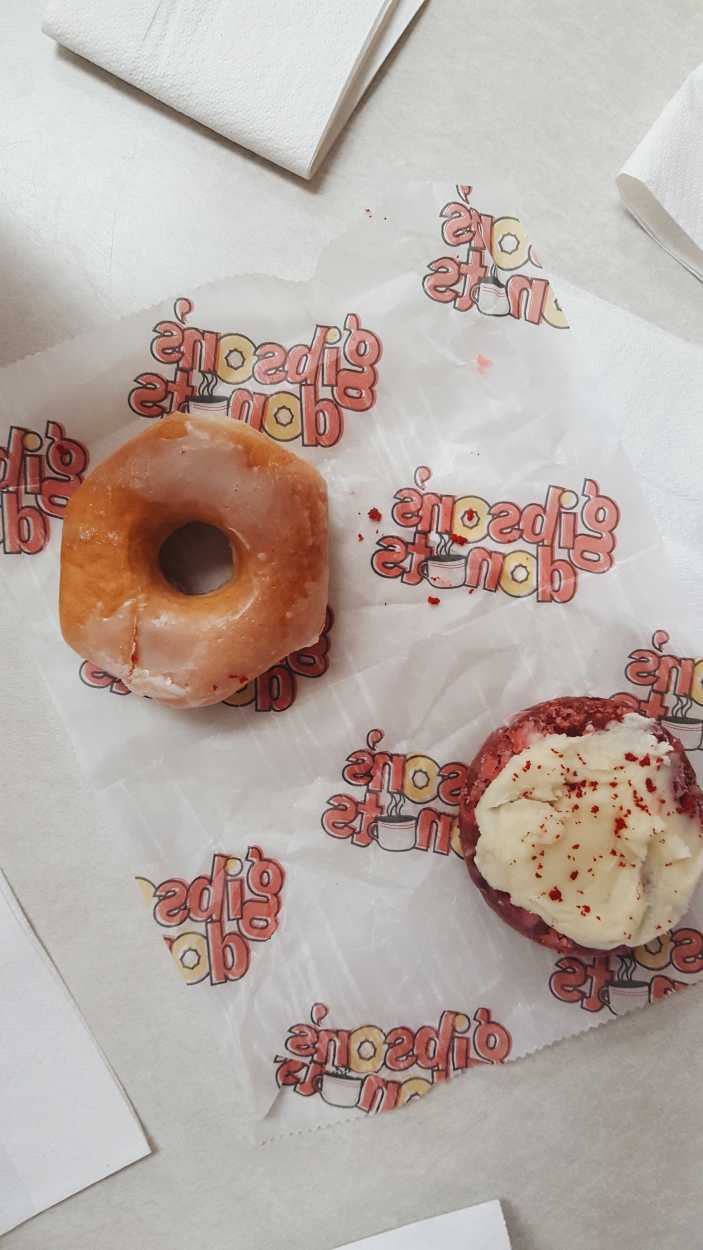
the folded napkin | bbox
[0,869,149,1235]
[43,0,425,178]
[617,62,703,280]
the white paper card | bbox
[0,869,150,1236]
[335,1201,511,1250]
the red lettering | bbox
[301,386,343,447]
[321,794,359,839]
[415,808,454,855]
[391,487,423,529]
[437,762,468,806]
[371,535,408,579]
[549,957,588,1005]
[253,343,287,386]
[671,928,703,975]
[150,321,184,364]
[1,493,47,554]
[625,649,660,686]
[342,749,374,787]
[488,501,521,544]
[153,879,189,927]
[285,1024,319,1058]
[536,546,577,603]
[256,664,295,712]
[422,257,460,304]
[466,547,503,592]
[229,388,266,431]
[128,371,170,418]
[385,1027,416,1072]
[205,920,250,984]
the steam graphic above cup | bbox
[413,467,472,589]
[599,953,650,1016]
[186,370,230,416]
[366,729,418,852]
[652,630,703,750]
[419,530,468,589]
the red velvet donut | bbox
[458,696,703,957]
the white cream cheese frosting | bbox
[474,714,703,949]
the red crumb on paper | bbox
[451,532,468,546]
[357,533,364,542]
[645,777,656,793]
[548,886,563,902]
[427,595,440,606]
[570,870,579,880]
[475,353,493,373]
[368,507,382,522]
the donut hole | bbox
[158,523,234,595]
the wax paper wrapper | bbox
[1,179,702,1140]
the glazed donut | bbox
[59,412,328,708]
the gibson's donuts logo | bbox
[549,927,703,1017]
[0,422,88,555]
[423,183,568,327]
[370,467,620,604]
[136,849,284,986]
[129,298,383,449]
[79,606,333,711]
[321,729,466,857]
[613,630,703,752]
[275,1002,512,1114]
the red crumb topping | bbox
[614,816,627,835]
[580,905,591,915]
[357,533,364,542]
[548,886,563,902]
[427,595,440,606]
[645,777,656,794]
[570,870,579,880]
[523,760,532,772]
[571,843,580,850]
[624,752,637,761]
[639,755,651,766]
[591,805,599,814]
[368,507,382,522]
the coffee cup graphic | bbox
[372,815,418,852]
[419,554,468,589]
[319,1071,364,1108]
[186,370,230,416]
[470,274,510,317]
[600,980,650,1016]
[660,715,703,751]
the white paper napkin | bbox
[617,62,703,280]
[0,869,150,1236]
[42,0,426,178]
[335,1201,511,1250]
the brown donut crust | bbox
[458,696,703,956]
[59,413,328,708]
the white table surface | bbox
[1,3,702,1249]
